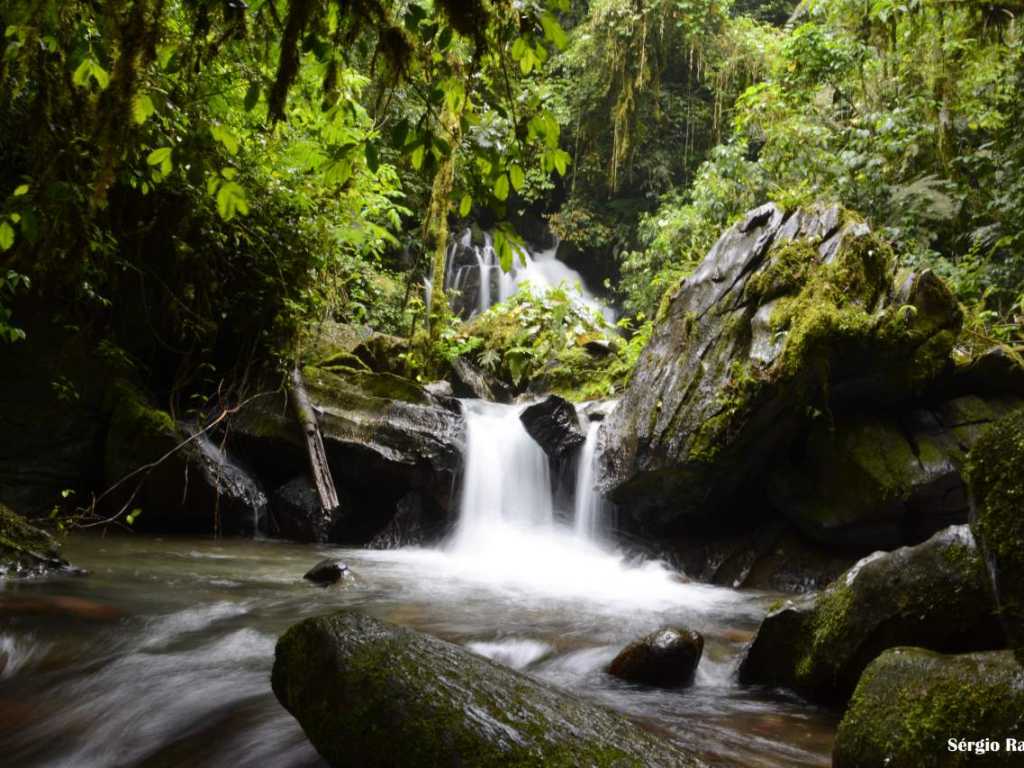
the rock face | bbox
[601,204,965,534]
[738,525,1003,704]
[303,559,351,585]
[608,627,703,687]
[230,367,463,545]
[833,648,1024,768]
[0,503,68,577]
[270,476,338,543]
[968,408,1024,663]
[272,611,703,768]
[519,395,585,463]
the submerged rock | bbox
[833,647,1024,768]
[272,611,704,768]
[738,525,1003,704]
[0,503,68,577]
[602,203,963,534]
[519,395,585,463]
[608,627,703,687]
[303,558,351,585]
[968,408,1024,662]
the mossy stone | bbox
[0,503,65,577]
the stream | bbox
[0,400,837,767]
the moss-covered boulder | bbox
[601,203,963,533]
[968,408,1024,663]
[272,611,703,768]
[833,647,1024,768]
[0,503,67,577]
[230,367,463,544]
[738,525,1003,704]
[767,395,1022,549]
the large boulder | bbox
[601,203,963,534]
[519,395,585,463]
[608,627,703,688]
[272,611,703,768]
[738,525,1003,704]
[833,648,1024,768]
[0,503,68,577]
[269,475,339,543]
[230,367,463,544]
[968,408,1024,663]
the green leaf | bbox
[12,184,29,197]
[244,82,261,112]
[146,147,173,167]
[210,124,239,155]
[509,164,525,192]
[132,94,155,125]
[410,144,426,170]
[391,119,410,148]
[540,13,568,50]
[459,194,472,217]
[365,142,380,173]
[72,57,110,90]
[494,173,510,201]
[215,181,249,221]
[0,221,14,251]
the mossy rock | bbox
[0,503,66,577]
[738,525,1003,705]
[968,408,1024,663]
[273,610,703,767]
[834,647,1024,768]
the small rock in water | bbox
[303,558,351,585]
[608,626,704,687]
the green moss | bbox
[746,239,820,302]
[0,503,62,576]
[108,379,175,438]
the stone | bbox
[272,611,703,768]
[608,627,704,687]
[519,395,585,463]
[738,525,1003,704]
[270,475,339,543]
[303,558,351,585]
[0,503,68,578]
[833,647,1024,768]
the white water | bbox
[573,418,605,541]
[447,229,615,322]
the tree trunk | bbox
[289,368,339,514]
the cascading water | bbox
[573,419,605,541]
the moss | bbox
[746,239,820,302]
[302,366,428,406]
[107,379,175,438]
[0,503,62,576]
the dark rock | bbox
[270,476,339,543]
[366,492,447,549]
[834,648,1024,768]
[738,525,1003,704]
[272,611,703,768]
[608,627,704,687]
[519,395,585,463]
[230,367,463,545]
[0,503,69,578]
[450,356,507,402]
[303,558,351,585]
[938,345,1024,399]
[601,203,963,534]
[968,408,1024,663]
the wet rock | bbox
[968,408,1024,663]
[303,558,351,585]
[738,525,1003,704]
[0,503,69,578]
[601,203,963,534]
[450,356,507,402]
[833,648,1024,768]
[230,367,463,545]
[519,395,585,463]
[272,611,703,768]
[366,492,446,549]
[424,380,454,398]
[270,476,340,543]
[608,627,704,687]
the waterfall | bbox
[573,420,605,541]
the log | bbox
[289,368,339,514]
[272,611,705,768]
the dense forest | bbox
[2,1,1024,767]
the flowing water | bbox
[574,417,606,541]
[0,399,837,767]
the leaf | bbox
[509,164,525,192]
[391,119,410,148]
[215,181,249,221]
[459,194,472,217]
[324,158,352,185]
[146,147,173,168]
[494,173,510,201]
[0,221,14,251]
[244,82,261,112]
[132,94,155,125]
[72,57,109,90]
[210,124,239,155]
[13,184,29,197]
[437,26,453,51]
[410,144,426,170]
[365,142,380,173]
[540,13,568,50]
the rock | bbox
[104,381,267,535]
[303,558,351,585]
[450,356,506,401]
[601,203,963,534]
[366,492,446,549]
[608,627,704,687]
[968,408,1024,662]
[833,648,1024,768]
[738,525,1003,704]
[272,611,703,768]
[270,476,339,543]
[940,345,1024,399]
[230,367,463,545]
[0,503,68,577]
[519,395,585,463]
[424,380,454,398]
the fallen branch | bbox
[289,367,340,514]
